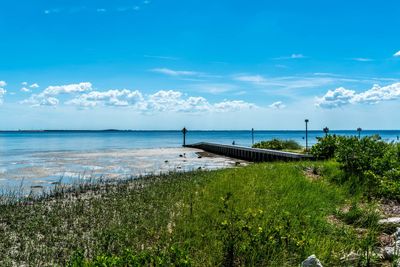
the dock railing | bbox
[186,142,314,162]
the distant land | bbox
[0,129,400,133]
[0,129,399,133]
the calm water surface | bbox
[1,130,399,153]
[0,130,399,191]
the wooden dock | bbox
[186,142,313,162]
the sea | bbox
[0,130,399,193]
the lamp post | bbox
[251,128,254,146]
[323,127,329,137]
[357,127,362,139]
[182,127,188,146]
[305,119,309,152]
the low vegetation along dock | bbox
[186,142,313,162]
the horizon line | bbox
[0,129,399,132]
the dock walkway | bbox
[186,142,313,162]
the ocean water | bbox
[0,130,399,192]
[1,130,399,153]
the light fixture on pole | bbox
[305,119,309,152]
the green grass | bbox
[0,162,381,266]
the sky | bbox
[0,0,399,130]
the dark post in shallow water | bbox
[323,127,329,137]
[182,127,188,146]
[251,128,254,146]
[305,119,309,152]
[357,127,362,139]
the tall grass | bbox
[0,162,379,266]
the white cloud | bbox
[213,100,256,112]
[21,95,59,106]
[394,51,400,57]
[315,87,356,108]
[354,83,400,104]
[117,6,141,12]
[30,83,39,88]
[274,54,306,60]
[42,82,92,96]
[151,68,201,77]
[21,82,93,107]
[316,83,400,108]
[233,73,396,93]
[143,91,256,113]
[20,83,39,92]
[235,74,339,90]
[178,97,211,112]
[67,89,256,113]
[143,90,212,113]
[0,81,6,105]
[44,9,60,14]
[66,89,144,108]
[145,90,185,111]
[291,54,305,59]
[97,8,107,12]
[0,90,6,105]
[21,82,257,112]
[353,58,373,62]
[269,101,286,109]
[39,97,59,106]
[191,83,238,94]
[234,75,267,85]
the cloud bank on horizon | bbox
[17,82,257,113]
[2,78,400,112]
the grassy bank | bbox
[0,162,381,266]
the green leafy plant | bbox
[310,135,341,160]
[312,135,400,199]
[252,139,302,151]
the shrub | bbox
[310,135,341,159]
[335,136,389,178]
[312,134,400,199]
[252,139,302,151]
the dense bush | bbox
[312,135,400,199]
[335,136,388,177]
[310,135,340,159]
[252,139,302,151]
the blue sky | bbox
[0,0,399,130]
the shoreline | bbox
[0,147,248,195]
[0,161,385,266]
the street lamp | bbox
[251,128,254,146]
[182,127,188,146]
[357,127,362,139]
[305,119,309,152]
[323,127,329,137]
